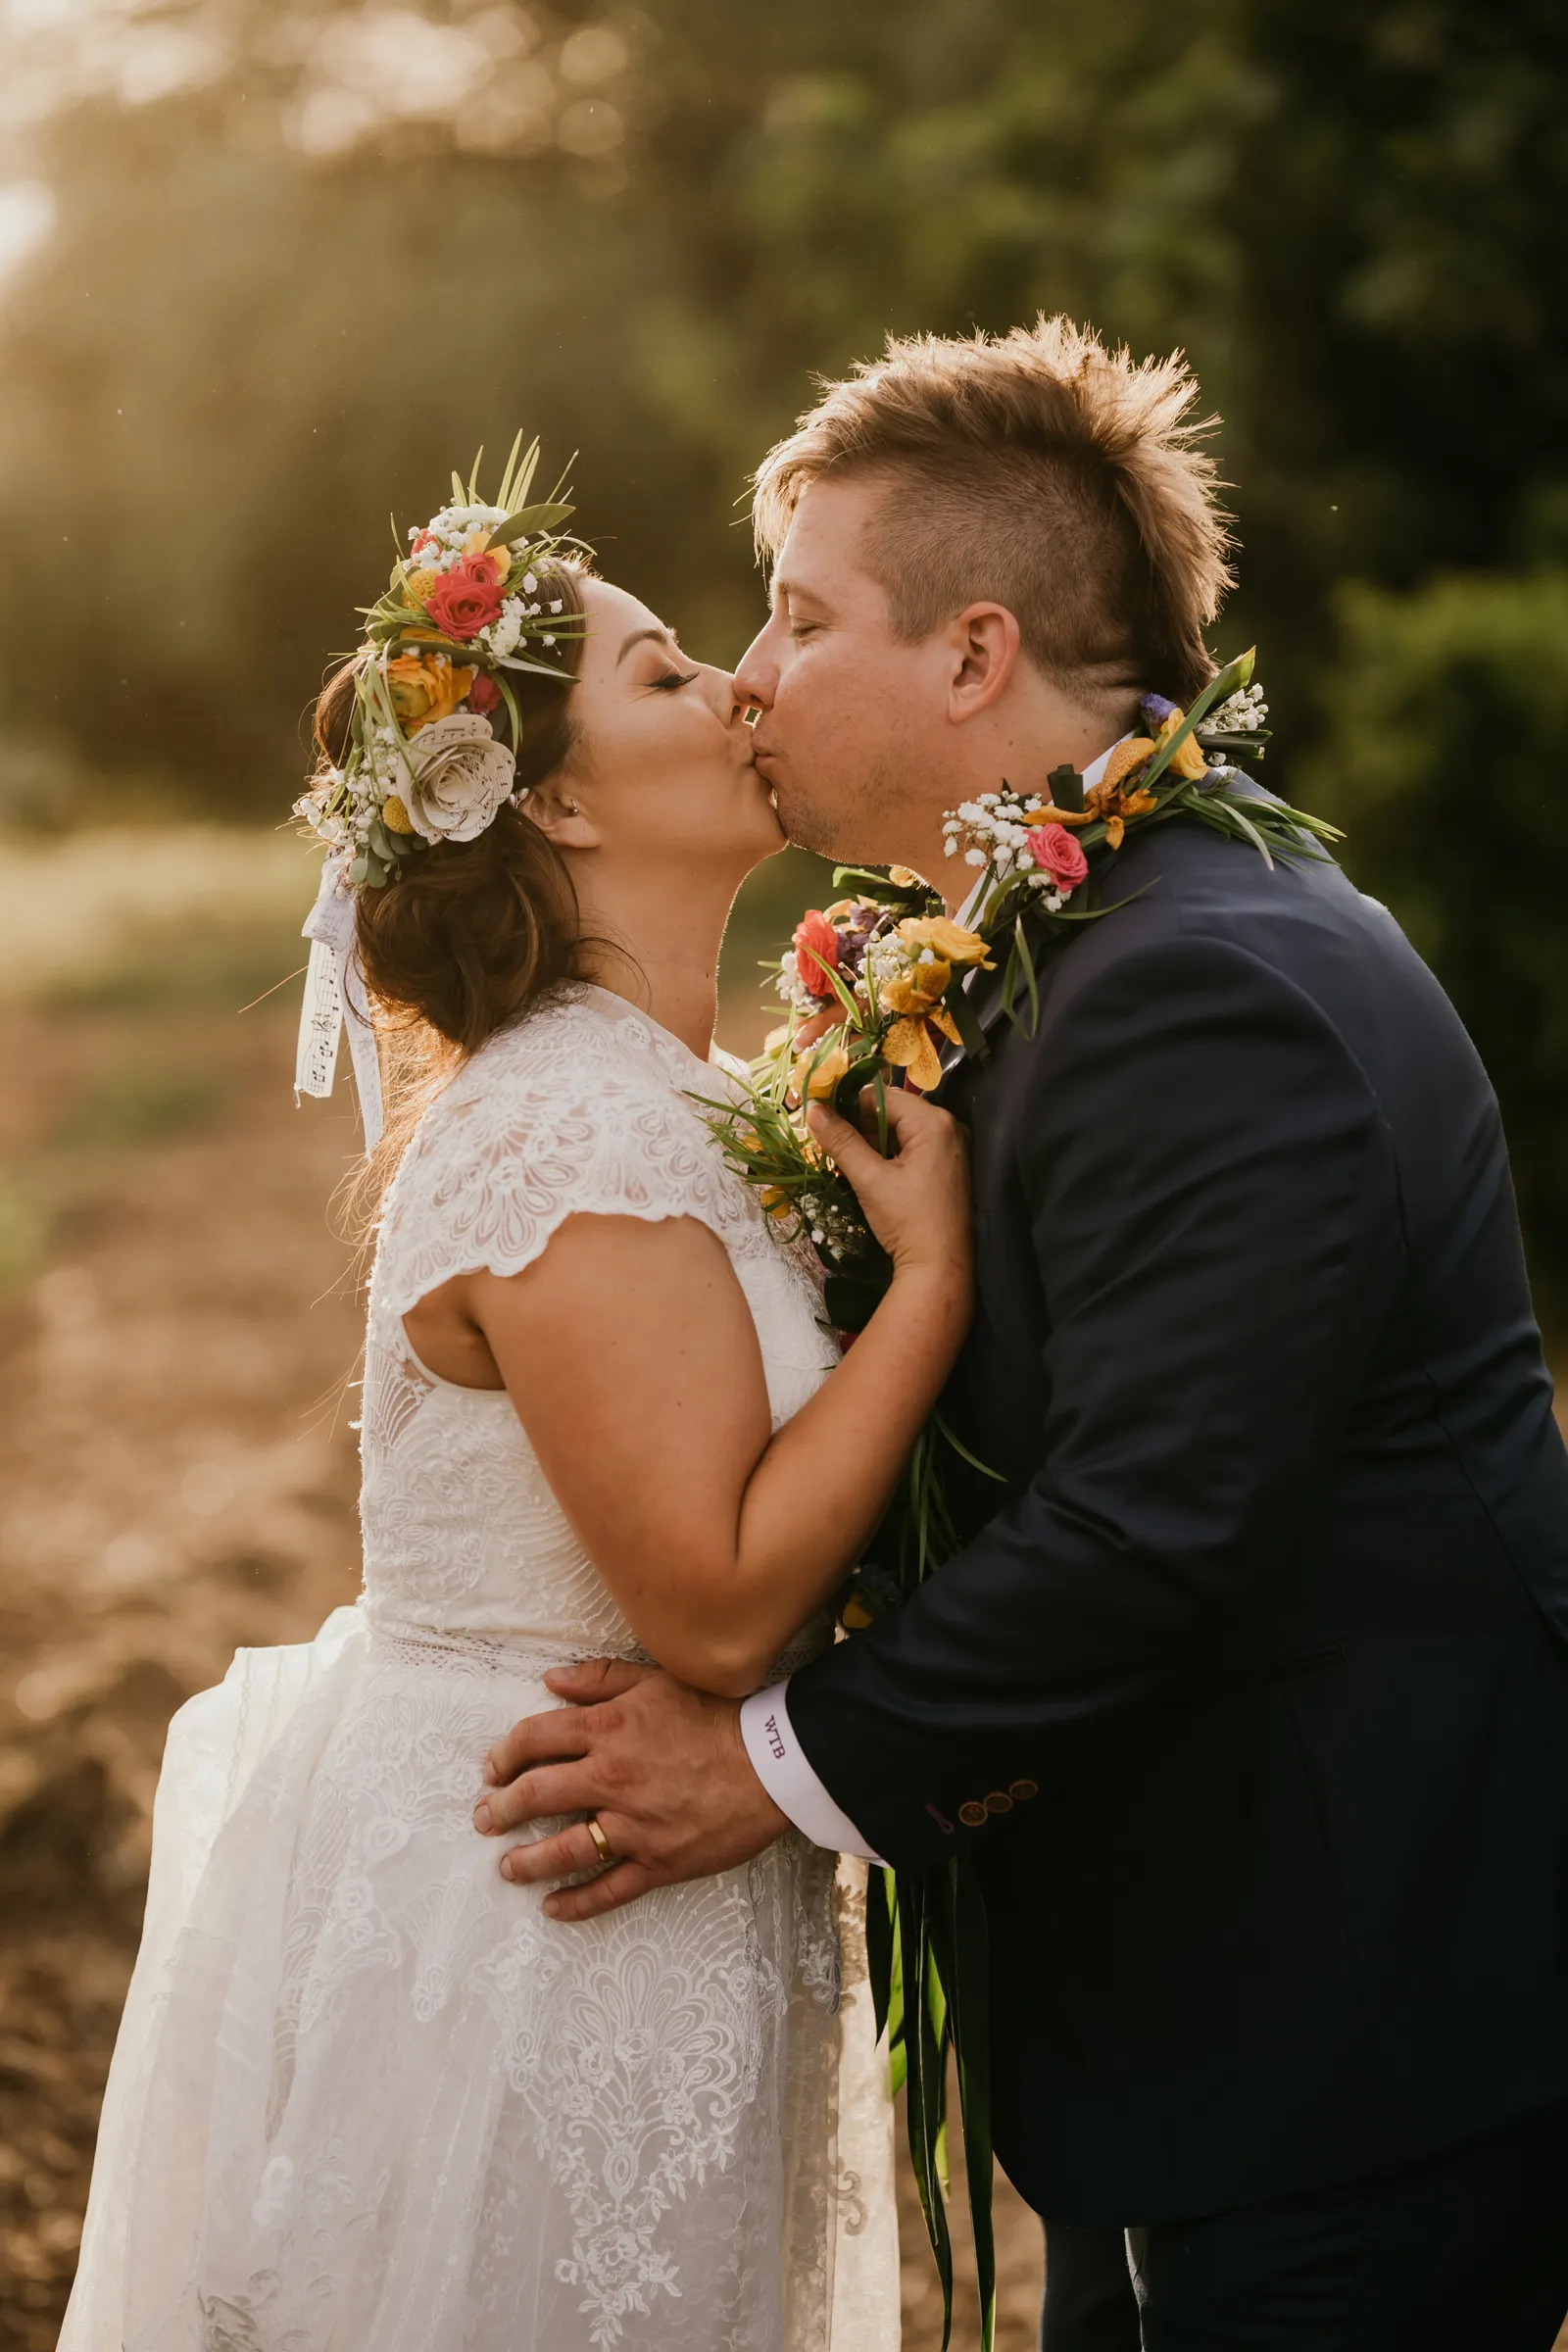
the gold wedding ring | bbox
[585,1816,615,1867]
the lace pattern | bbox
[62,985,895,2351]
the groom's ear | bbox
[946,603,1023,724]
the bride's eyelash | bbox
[652,667,700,691]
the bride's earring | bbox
[566,799,580,814]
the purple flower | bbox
[1141,692,1180,728]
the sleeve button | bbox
[984,1790,1013,1815]
[957,1800,988,1828]
[1008,1779,1039,1801]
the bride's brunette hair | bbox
[310,557,592,1064]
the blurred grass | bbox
[0,823,830,1035]
[0,828,318,1010]
[0,1179,49,1298]
[60,1067,225,1151]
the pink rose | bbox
[423,554,507,642]
[1024,822,1089,890]
[466,672,503,714]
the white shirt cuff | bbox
[740,1680,885,1863]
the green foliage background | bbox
[0,0,1563,1313]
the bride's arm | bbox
[462,1089,971,1698]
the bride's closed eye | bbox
[650,666,700,692]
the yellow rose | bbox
[790,1042,850,1102]
[386,652,475,732]
[897,915,992,968]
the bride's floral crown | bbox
[293,432,586,892]
[293,434,586,1150]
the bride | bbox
[61,473,971,2350]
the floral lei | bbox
[293,432,587,889]
[701,648,1341,2343]
[708,648,1333,1347]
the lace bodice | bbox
[360,984,841,1655]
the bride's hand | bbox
[805,1085,972,1292]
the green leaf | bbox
[1013,914,1040,1037]
[492,501,575,545]
[942,973,991,1064]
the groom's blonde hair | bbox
[752,316,1233,708]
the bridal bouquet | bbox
[704,649,1339,2347]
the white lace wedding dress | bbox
[62,984,901,2352]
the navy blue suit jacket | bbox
[785,809,1568,2226]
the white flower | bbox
[386,712,516,843]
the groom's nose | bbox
[732,626,776,712]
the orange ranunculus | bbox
[386,652,475,731]
[793,908,841,996]
[790,1041,850,1102]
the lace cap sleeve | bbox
[370,994,752,1322]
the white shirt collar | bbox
[953,733,1130,931]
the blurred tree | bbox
[0,0,1562,1299]
[1304,569,1568,1317]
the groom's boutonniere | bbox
[702,649,1328,1348]
[941,647,1337,1030]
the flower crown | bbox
[293,432,587,891]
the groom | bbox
[479,318,1568,2346]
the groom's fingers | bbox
[541,1660,659,1705]
[481,1699,594,1789]
[543,1857,662,1924]
[499,1818,611,1886]
[804,1099,882,1185]
[475,1759,598,1834]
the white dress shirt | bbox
[740,736,1126,1857]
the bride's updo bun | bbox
[310,560,590,1061]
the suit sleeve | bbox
[783,932,1402,1871]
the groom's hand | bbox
[474,1661,790,1922]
